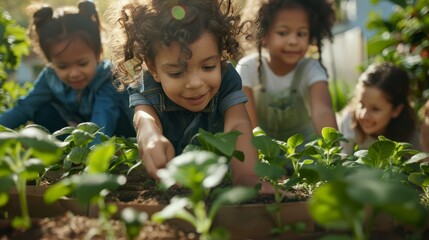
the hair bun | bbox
[78,1,97,17]
[33,6,53,28]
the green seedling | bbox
[0,125,62,229]
[152,151,257,240]
[309,164,428,240]
[44,141,126,240]
[185,128,244,161]
[303,127,348,167]
[52,122,139,178]
[120,207,148,240]
[354,136,423,171]
[252,129,313,235]
[408,161,429,206]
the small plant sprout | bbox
[0,125,62,229]
[120,207,148,240]
[303,127,348,167]
[251,131,310,235]
[408,161,429,206]
[354,136,425,171]
[309,165,428,240]
[152,150,257,240]
[52,122,139,178]
[44,141,126,240]
[185,128,244,161]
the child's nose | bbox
[185,74,204,89]
[287,34,298,45]
[69,67,81,77]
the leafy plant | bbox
[251,127,347,235]
[354,136,425,171]
[44,141,126,240]
[0,125,62,229]
[152,150,257,240]
[366,0,429,109]
[120,207,148,240]
[52,122,139,178]
[309,164,427,240]
[0,8,31,113]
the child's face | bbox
[263,7,310,73]
[355,85,403,137]
[50,37,100,90]
[149,32,222,112]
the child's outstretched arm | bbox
[133,105,175,179]
[243,86,259,130]
[309,81,338,134]
[421,100,429,152]
[224,103,273,194]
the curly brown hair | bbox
[105,0,245,89]
[27,1,102,63]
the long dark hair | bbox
[351,62,417,143]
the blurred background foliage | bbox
[366,0,429,111]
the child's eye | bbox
[56,65,68,70]
[298,31,308,37]
[202,65,216,71]
[168,72,183,78]
[277,31,288,36]
[79,62,89,67]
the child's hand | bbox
[138,133,175,180]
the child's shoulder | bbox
[237,52,259,65]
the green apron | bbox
[253,59,315,142]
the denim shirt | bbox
[0,60,133,136]
[129,63,247,154]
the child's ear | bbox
[145,60,160,83]
[392,104,404,118]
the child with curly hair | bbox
[236,0,338,143]
[107,0,271,190]
[0,1,134,139]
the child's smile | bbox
[150,31,222,112]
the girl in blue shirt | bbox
[0,1,134,138]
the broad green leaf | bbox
[366,140,395,168]
[44,182,73,204]
[77,122,101,134]
[17,127,62,165]
[72,129,95,146]
[406,152,429,164]
[287,134,304,151]
[197,130,241,157]
[87,142,115,173]
[151,197,196,225]
[0,175,14,192]
[321,127,338,142]
[254,161,286,180]
[66,146,90,165]
[72,174,126,204]
[52,126,75,138]
[309,182,362,230]
[0,193,8,207]
[252,135,281,159]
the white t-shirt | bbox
[236,52,328,116]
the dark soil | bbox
[0,168,311,240]
[0,212,198,240]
